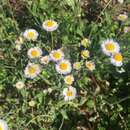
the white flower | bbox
[42,20,58,32]
[124,26,130,33]
[0,119,8,130]
[64,75,74,85]
[117,14,128,21]
[27,47,42,59]
[111,53,123,67]
[73,62,81,70]
[81,50,90,59]
[29,100,36,107]
[101,39,120,56]
[56,60,72,75]
[117,0,124,4]
[24,63,41,79]
[63,86,77,101]
[40,55,50,65]
[48,88,53,93]
[15,44,22,51]
[15,37,24,45]
[81,38,91,48]
[85,61,95,71]
[50,49,64,62]
[23,29,39,41]
[15,81,25,89]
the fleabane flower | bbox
[101,39,120,56]
[42,20,58,32]
[24,63,41,79]
[73,62,81,70]
[117,14,128,21]
[27,47,42,59]
[81,50,90,59]
[56,60,72,75]
[111,53,123,67]
[85,61,95,71]
[81,38,91,48]
[63,86,77,101]
[23,29,38,41]
[40,55,50,65]
[15,81,25,89]
[50,49,64,62]
[64,75,74,85]
[0,119,8,130]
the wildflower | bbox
[0,119,8,130]
[101,39,120,56]
[73,62,81,70]
[15,44,22,51]
[29,100,36,107]
[117,14,128,22]
[64,75,74,85]
[124,26,130,33]
[63,86,77,101]
[117,0,124,4]
[42,20,58,32]
[56,60,72,75]
[27,47,42,59]
[50,49,64,62]
[85,61,95,71]
[15,81,25,89]
[15,37,24,45]
[81,50,90,59]
[111,53,123,67]
[40,55,50,65]
[23,29,38,41]
[24,63,41,79]
[48,88,53,93]
[81,38,91,48]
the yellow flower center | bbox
[59,63,68,70]
[28,66,36,74]
[114,53,123,61]
[53,52,61,59]
[105,43,115,51]
[47,21,55,27]
[27,31,35,39]
[81,50,89,58]
[0,125,3,130]
[119,15,127,20]
[66,90,73,97]
[31,50,39,57]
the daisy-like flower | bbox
[117,14,128,22]
[101,39,120,56]
[63,86,77,101]
[64,75,74,85]
[111,53,123,67]
[23,29,38,41]
[40,55,50,65]
[29,100,36,107]
[50,49,64,62]
[81,50,90,59]
[15,81,25,89]
[73,62,81,70]
[85,61,95,71]
[24,63,41,79]
[42,20,58,32]
[0,119,8,130]
[27,47,42,59]
[81,38,91,48]
[56,60,72,75]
